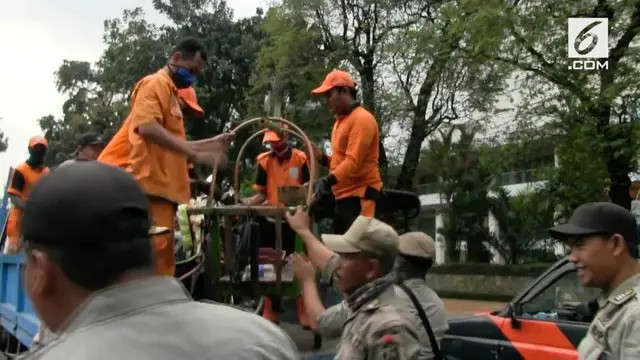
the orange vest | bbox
[6,163,49,240]
[256,149,308,205]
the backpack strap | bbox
[396,283,446,360]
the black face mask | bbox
[28,146,47,166]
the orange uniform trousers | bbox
[5,209,22,253]
[148,196,177,276]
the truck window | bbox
[519,270,599,320]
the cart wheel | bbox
[313,333,322,350]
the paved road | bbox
[289,298,506,355]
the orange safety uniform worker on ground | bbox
[98,37,233,277]
[4,136,50,254]
[309,69,383,234]
[244,126,310,325]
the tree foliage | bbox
[0,118,8,153]
[425,124,494,262]
[32,0,640,263]
[461,0,640,210]
[487,187,557,264]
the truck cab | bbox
[442,257,599,360]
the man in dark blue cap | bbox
[549,202,640,359]
[58,132,105,167]
[21,162,298,360]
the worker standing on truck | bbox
[58,132,105,167]
[98,38,234,277]
[245,125,310,251]
[287,207,447,358]
[308,69,383,234]
[19,162,299,360]
[549,202,640,360]
[98,86,205,170]
[288,212,421,359]
[4,136,49,254]
[243,125,310,325]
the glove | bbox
[315,174,337,197]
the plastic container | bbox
[176,204,193,251]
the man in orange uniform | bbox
[98,37,233,276]
[310,69,383,234]
[244,126,310,325]
[99,86,204,170]
[4,136,50,254]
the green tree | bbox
[388,2,507,189]
[38,8,167,165]
[38,3,266,173]
[268,0,435,176]
[487,187,557,264]
[249,5,336,143]
[464,0,640,210]
[426,124,494,262]
[0,118,8,152]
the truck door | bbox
[495,268,597,360]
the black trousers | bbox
[332,197,364,234]
[257,216,297,255]
[332,187,381,234]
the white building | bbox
[415,153,564,264]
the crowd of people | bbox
[4,36,640,360]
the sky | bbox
[0,0,267,186]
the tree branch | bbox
[606,2,640,76]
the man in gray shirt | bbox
[58,132,105,167]
[20,162,299,360]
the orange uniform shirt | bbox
[253,148,310,205]
[326,105,383,199]
[98,118,131,170]
[6,163,49,240]
[99,70,190,204]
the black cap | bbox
[77,132,105,147]
[21,162,150,248]
[549,202,638,246]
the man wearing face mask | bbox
[99,86,205,170]
[4,136,50,254]
[243,125,310,324]
[307,69,383,235]
[98,37,234,277]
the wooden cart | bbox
[185,117,325,347]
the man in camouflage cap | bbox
[292,227,447,359]
[294,215,421,359]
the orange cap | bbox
[177,87,204,117]
[311,69,355,95]
[28,136,48,148]
[262,131,281,143]
[262,124,289,144]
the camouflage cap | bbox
[398,232,435,260]
[321,216,399,258]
